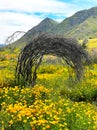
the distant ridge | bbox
[9,6,97,48]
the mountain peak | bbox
[14,17,58,46]
[43,17,52,21]
[40,17,58,25]
[28,17,58,33]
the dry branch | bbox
[16,33,90,87]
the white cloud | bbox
[0,12,42,27]
[0,0,78,16]
[0,12,43,44]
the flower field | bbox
[0,39,97,130]
[1,85,97,130]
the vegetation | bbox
[0,38,97,130]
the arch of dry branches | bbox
[16,34,90,87]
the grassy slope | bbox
[65,16,97,39]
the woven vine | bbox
[16,34,90,87]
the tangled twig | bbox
[16,33,90,87]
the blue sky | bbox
[0,0,97,44]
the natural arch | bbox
[16,34,90,87]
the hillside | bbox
[52,6,97,39]
[12,18,58,48]
[8,6,97,48]
[65,15,97,39]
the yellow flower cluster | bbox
[0,85,97,130]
